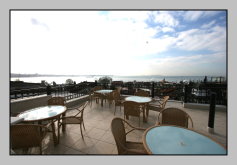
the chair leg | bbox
[80,124,84,140]
[39,145,42,154]
[114,106,116,115]
[82,121,85,130]
[139,116,140,127]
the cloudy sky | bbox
[11,10,227,76]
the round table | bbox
[143,125,227,155]
[18,105,66,122]
[94,89,113,94]
[94,90,113,106]
[125,96,152,103]
[125,96,152,122]
[18,105,67,145]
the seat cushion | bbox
[62,117,82,124]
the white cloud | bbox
[154,11,179,27]
[161,27,175,33]
[174,25,226,52]
[184,11,204,21]
[145,52,226,76]
[184,11,221,21]
[11,11,226,76]
[201,20,216,29]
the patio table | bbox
[17,105,67,145]
[10,117,24,125]
[94,89,113,107]
[143,125,227,155]
[125,96,152,122]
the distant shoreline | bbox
[10,74,226,84]
[11,73,224,78]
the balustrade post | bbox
[207,92,216,133]
[46,85,51,95]
[184,85,188,103]
[152,82,154,98]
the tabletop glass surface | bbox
[145,126,226,154]
[18,105,66,121]
[125,96,152,103]
[95,89,113,94]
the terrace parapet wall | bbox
[10,95,90,116]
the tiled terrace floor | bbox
[13,99,227,155]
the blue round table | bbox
[143,125,226,155]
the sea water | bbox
[10,75,209,84]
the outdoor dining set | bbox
[10,86,227,155]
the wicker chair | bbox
[48,96,66,106]
[91,86,103,105]
[11,124,49,154]
[111,117,147,155]
[106,90,115,107]
[116,87,122,94]
[113,90,124,115]
[59,101,89,140]
[123,101,143,126]
[134,90,150,97]
[157,107,194,128]
[47,96,66,142]
[148,96,169,112]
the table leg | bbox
[57,116,60,144]
[51,121,57,145]
[142,104,149,123]
[62,112,66,132]
[142,106,146,122]
[101,98,104,107]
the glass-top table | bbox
[143,125,227,155]
[94,90,113,107]
[18,105,66,121]
[125,96,152,122]
[17,105,67,145]
[125,96,152,103]
[94,89,113,94]
[10,117,24,125]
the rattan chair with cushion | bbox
[134,90,150,97]
[157,107,194,128]
[59,101,89,140]
[111,117,147,155]
[11,124,50,154]
[148,96,169,112]
[123,101,143,126]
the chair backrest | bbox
[11,124,47,150]
[48,97,65,106]
[92,86,103,91]
[134,90,150,97]
[116,87,122,94]
[160,96,169,108]
[158,107,194,128]
[123,101,141,117]
[107,90,115,100]
[111,118,127,154]
[113,90,120,100]
[74,101,89,118]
